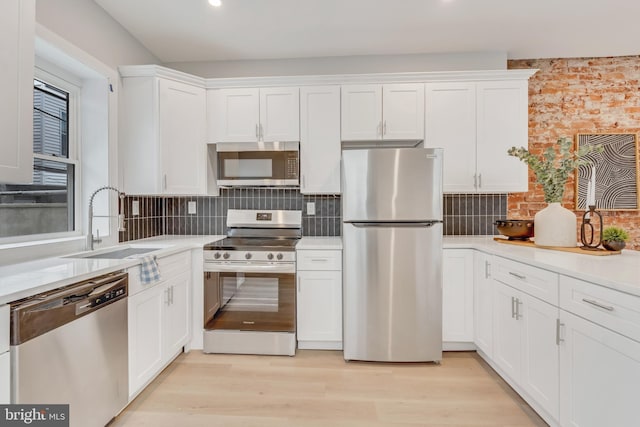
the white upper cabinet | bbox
[120,75,206,195]
[0,0,34,184]
[209,87,299,143]
[425,83,477,193]
[425,79,529,193]
[159,79,207,194]
[300,86,341,194]
[476,80,529,192]
[341,83,424,141]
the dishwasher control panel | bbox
[93,286,126,306]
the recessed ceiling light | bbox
[208,0,222,7]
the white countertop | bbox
[297,236,343,250]
[0,235,224,305]
[444,236,640,298]
[3,233,638,304]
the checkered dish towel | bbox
[138,255,161,284]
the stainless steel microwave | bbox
[216,142,299,187]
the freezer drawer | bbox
[343,222,443,362]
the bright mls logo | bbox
[0,405,69,426]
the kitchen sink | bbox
[67,246,165,259]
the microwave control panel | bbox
[286,152,299,179]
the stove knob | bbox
[213,252,221,259]
[223,252,230,260]
[245,252,252,260]
[267,253,274,260]
[276,253,283,260]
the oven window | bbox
[223,159,273,178]
[206,272,295,332]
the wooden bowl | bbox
[494,220,535,240]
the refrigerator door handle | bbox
[347,221,442,228]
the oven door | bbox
[205,271,295,333]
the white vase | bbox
[534,202,577,247]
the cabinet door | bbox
[300,86,341,194]
[474,252,493,356]
[128,284,164,397]
[159,79,206,194]
[560,311,640,427]
[211,88,259,142]
[382,83,424,140]
[0,0,34,184]
[341,84,382,141]
[425,83,477,193]
[442,249,475,343]
[0,352,9,404]
[164,272,191,359]
[296,270,343,344]
[260,87,299,142]
[493,281,522,381]
[520,294,559,421]
[476,80,528,192]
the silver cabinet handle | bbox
[556,318,564,345]
[170,286,174,305]
[485,260,491,279]
[478,173,482,188]
[509,272,527,280]
[582,298,614,311]
[515,298,523,319]
[310,258,329,262]
[383,120,387,135]
[511,296,516,318]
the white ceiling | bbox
[94,0,640,63]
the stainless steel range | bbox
[203,209,301,356]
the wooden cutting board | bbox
[493,237,621,256]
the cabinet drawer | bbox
[0,304,8,354]
[493,257,558,306]
[129,251,192,296]
[560,275,640,343]
[158,251,192,280]
[297,250,342,271]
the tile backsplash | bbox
[443,194,507,236]
[119,191,506,242]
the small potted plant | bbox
[601,226,629,251]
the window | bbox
[0,78,78,239]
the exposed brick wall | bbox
[507,56,640,250]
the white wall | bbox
[166,51,507,78]
[35,0,159,69]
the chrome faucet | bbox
[87,186,126,250]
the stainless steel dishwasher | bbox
[10,271,129,427]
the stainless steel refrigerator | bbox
[342,147,443,362]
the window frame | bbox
[0,65,82,244]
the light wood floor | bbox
[112,350,548,427]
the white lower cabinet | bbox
[128,254,191,399]
[442,249,475,349]
[559,310,640,427]
[1,304,9,404]
[473,252,493,357]
[491,276,559,423]
[296,249,342,350]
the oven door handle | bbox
[204,262,295,274]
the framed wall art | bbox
[575,133,639,211]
